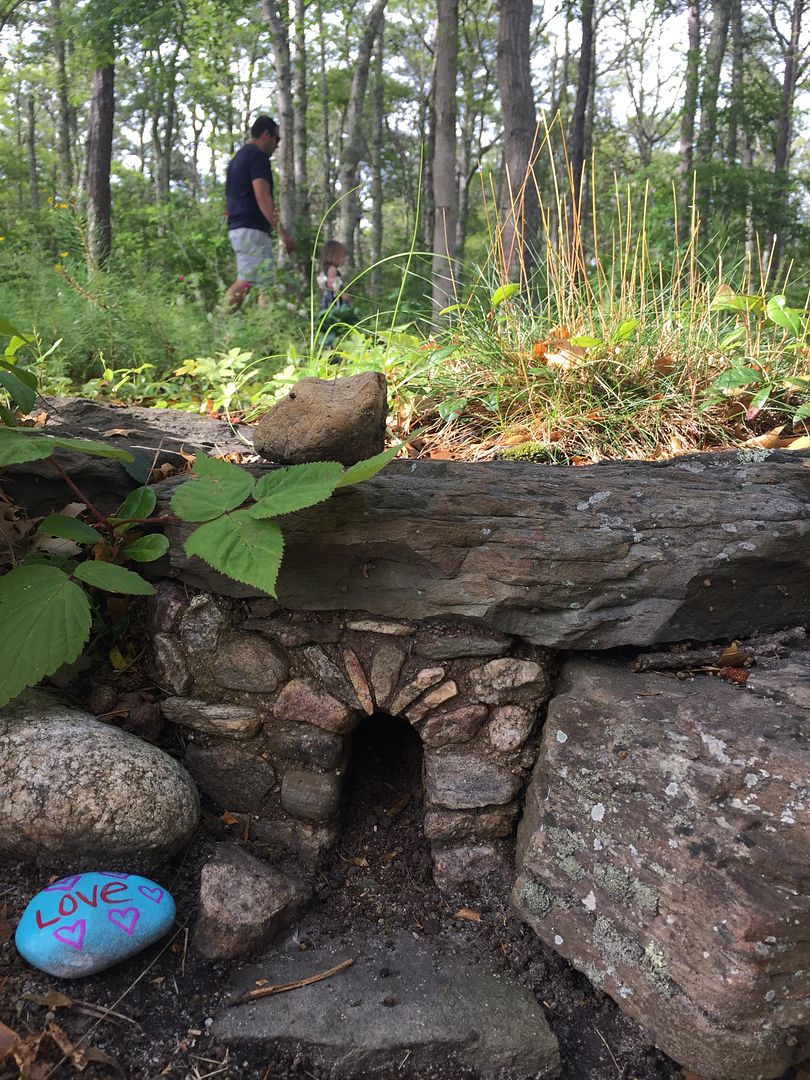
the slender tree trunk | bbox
[370,25,384,294]
[51,0,72,194]
[727,0,743,162]
[455,112,473,263]
[421,79,436,251]
[293,0,310,228]
[678,0,701,233]
[85,59,115,268]
[336,0,388,264]
[432,0,459,318]
[497,0,539,279]
[26,93,39,213]
[569,0,594,217]
[696,0,731,161]
[262,0,296,254]
[770,0,805,277]
[243,37,258,132]
[317,0,333,211]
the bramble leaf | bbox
[73,560,155,595]
[338,443,404,487]
[170,455,254,522]
[0,565,92,708]
[184,510,284,596]
[37,515,102,544]
[251,461,344,518]
[0,428,60,465]
[111,486,157,531]
[122,534,170,562]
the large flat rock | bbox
[512,655,810,1079]
[157,450,810,648]
[214,933,560,1078]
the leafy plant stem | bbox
[49,457,113,535]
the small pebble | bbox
[382,993,397,1007]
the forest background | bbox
[1,0,810,462]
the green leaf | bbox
[0,564,91,708]
[786,376,810,391]
[793,401,810,421]
[338,443,403,487]
[45,435,133,460]
[112,486,157,531]
[766,295,804,337]
[0,405,17,428]
[438,303,463,316]
[122,534,170,563]
[429,345,457,361]
[569,335,603,348]
[0,317,30,341]
[612,317,639,343]
[184,510,284,596]
[712,366,762,390]
[37,515,102,544]
[438,397,468,421]
[490,283,519,308]
[718,327,747,351]
[170,455,254,522]
[0,428,57,465]
[711,292,764,314]
[73,560,155,595]
[251,461,344,518]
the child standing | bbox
[317,239,350,312]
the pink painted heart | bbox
[44,875,82,892]
[53,919,86,951]
[138,885,164,904]
[107,907,140,936]
[98,872,130,880]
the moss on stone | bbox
[593,914,644,968]
[520,877,554,918]
[593,863,659,914]
[499,442,571,465]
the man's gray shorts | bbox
[229,227,276,286]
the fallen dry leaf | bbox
[453,907,481,923]
[787,435,810,450]
[0,904,12,945]
[45,1022,87,1070]
[101,428,141,437]
[221,809,242,826]
[386,792,411,817]
[339,853,370,868]
[0,1020,19,1061]
[718,642,745,666]
[85,1046,126,1076]
[23,990,74,1009]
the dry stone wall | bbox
[149,584,554,889]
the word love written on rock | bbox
[15,871,176,977]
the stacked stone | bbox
[149,584,555,887]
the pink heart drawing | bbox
[138,885,164,904]
[98,872,130,880]
[53,919,86,951]
[107,907,140,936]
[44,875,82,892]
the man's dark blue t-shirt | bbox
[226,143,274,233]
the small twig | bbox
[399,1050,412,1070]
[49,456,111,532]
[593,1026,621,1077]
[74,1000,142,1029]
[229,957,354,1006]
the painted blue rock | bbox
[15,871,176,978]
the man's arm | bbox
[251,178,295,253]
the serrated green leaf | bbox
[170,455,254,522]
[612,317,639,343]
[122,533,170,562]
[490,283,519,308]
[185,510,284,596]
[0,564,91,708]
[569,335,603,348]
[37,515,102,544]
[338,444,403,487]
[73,560,155,595]
[0,428,57,465]
[112,486,157,531]
[766,295,804,337]
[0,358,38,389]
[251,461,344,518]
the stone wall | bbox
[149,584,555,889]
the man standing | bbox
[223,115,295,311]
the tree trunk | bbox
[336,0,388,265]
[696,0,731,161]
[26,93,39,213]
[84,59,115,269]
[727,0,743,162]
[421,79,436,252]
[569,0,594,217]
[432,0,459,319]
[293,0,310,227]
[262,0,296,258]
[51,0,73,194]
[496,0,539,280]
[678,0,700,233]
[317,0,333,211]
[770,0,805,278]
[370,25,384,294]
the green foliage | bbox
[184,511,285,595]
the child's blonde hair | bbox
[321,239,348,270]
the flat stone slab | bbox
[214,933,560,1078]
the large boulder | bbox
[253,371,387,466]
[512,656,810,1080]
[0,691,199,863]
